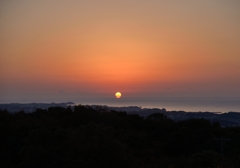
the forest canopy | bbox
[0,105,239,168]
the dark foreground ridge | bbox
[0,105,240,167]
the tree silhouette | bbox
[0,106,240,167]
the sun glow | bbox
[115,92,122,98]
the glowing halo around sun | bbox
[115,92,122,98]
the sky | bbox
[1,0,240,103]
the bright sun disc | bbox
[115,92,121,98]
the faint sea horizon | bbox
[1,97,240,113]
[73,97,240,113]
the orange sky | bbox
[0,0,240,102]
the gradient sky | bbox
[1,0,240,103]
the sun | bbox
[115,92,122,98]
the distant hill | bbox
[0,102,74,113]
[0,103,239,127]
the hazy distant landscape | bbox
[1,102,240,127]
[2,96,239,112]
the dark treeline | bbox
[0,105,240,168]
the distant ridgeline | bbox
[0,103,240,127]
[108,106,240,127]
[0,102,74,113]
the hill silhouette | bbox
[0,105,240,167]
